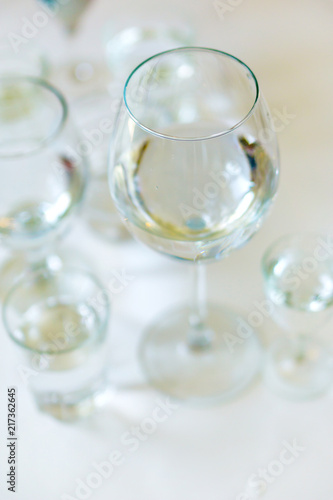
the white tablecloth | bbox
[1,0,333,499]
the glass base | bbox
[264,338,333,400]
[139,304,262,404]
[34,380,111,421]
[0,250,90,299]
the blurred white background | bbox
[1,0,333,499]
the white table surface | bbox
[1,0,333,499]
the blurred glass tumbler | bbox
[3,268,110,420]
[262,234,333,399]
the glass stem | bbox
[187,263,213,351]
[26,246,48,267]
[26,240,59,271]
[293,333,310,362]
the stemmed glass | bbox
[109,48,279,402]
[0,76,87,286]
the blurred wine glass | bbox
[38,0,102,94]
[0,76,87,290]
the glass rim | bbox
[123,46,260,141]
[103,16,195,53]
[0,76,68,159]
[2,266,110,356]
[105,19,194,44]
[261,232,330,279]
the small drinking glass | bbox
[262,234,333,399]
[3,267,110,420]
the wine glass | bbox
[262,233,333,399]
[108,48,279,403]
[0,76,87,287]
